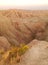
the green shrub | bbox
[2,44,29,63]
[18,44,29,56]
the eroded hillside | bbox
[0,9,48,65]
[0,15,48,46]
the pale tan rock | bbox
[18,40,48,65]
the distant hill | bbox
[0,10,48,46]
[0,9,48,18]
[0,10,48,45]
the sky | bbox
[0,0,48,10]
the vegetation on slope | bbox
[0,44,29,64]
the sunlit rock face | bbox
[18,40,48,65]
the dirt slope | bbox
[0,36,10,50]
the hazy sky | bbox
[0,0,48,10]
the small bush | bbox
[18,44,29,56]
[2,44,29,63]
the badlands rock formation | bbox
[0,10,48,65]
[17,40,48,65]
